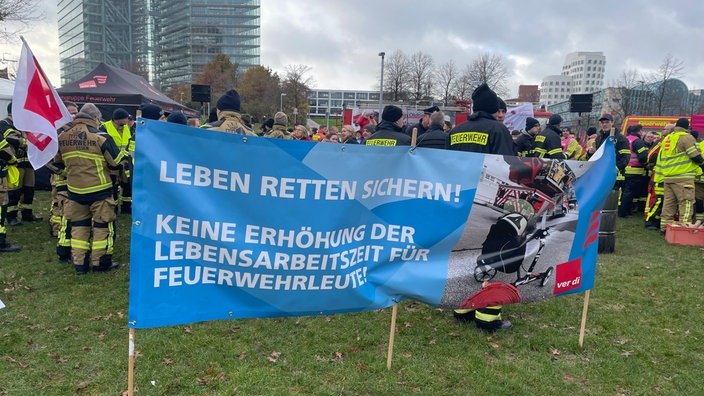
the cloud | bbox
[2,0,703,96]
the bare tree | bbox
[465,52,509,98]
[435,60,458,106]
[452,65,474,102]
[608,69,643,119]
[0,0,45,41]
[407,51,434,102]
[647,53,685,115]
[384,50,411,102]
[281,64,314,119]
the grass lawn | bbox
[1,190,703,395]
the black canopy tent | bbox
[57,63,199,120]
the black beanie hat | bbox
[139,104,163,120]
[381,105,403,122]
[471,83,499,114]
[6,102,11,115]
[675,117,689,129]
[262,118,274,129]
[586,127,597,136]
[525,117,539,130]
[548,114,563,125]
[166,111,187,125]
[216,89,241,112]
[497,98,507,110]
[112,108,130,120]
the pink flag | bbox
[12,38,72,169]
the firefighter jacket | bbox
[514,131,535,157]
[205,111,257,136]
[0,117,30,169]
[447,111,514,155]
[534,125,566,159]
[265,125,293,140]
[53,114,123,203]
[563,137,584,160]
[593,128,631,177]
[364,120,412,146]
[656,127,704,183]
[625,135,648,175]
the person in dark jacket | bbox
[416,111,448,149]
[365,105,412,146]
[515,117,541,157]
[588,114,631,189]
[534,114,566,159]
[447,83,514,155]
[407,105,439,137]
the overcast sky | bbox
[2,0,703,98]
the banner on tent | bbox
[128,120,615,329]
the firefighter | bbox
[515,117,540,157]
[534,114,567,159]
[447,83,514,155]
[619,124,648,217]
[644,124,672,230]
[0,103,43,225]
[0,129,21,252]
[100,108,133,214]
[205,89,257,136]
[364,105,412,146]
[52,103,127,274]
[587,114,631,192]
[657,118,704,232]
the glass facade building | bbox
[308,89,380,117]
[152,0,260,92]
[58,0,260,91]
[58,0,150,86]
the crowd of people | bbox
[1,84,702,331]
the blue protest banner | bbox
[128,119,615,328]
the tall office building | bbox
[57,0,260,92]
[58,0,150,86]
[152,0,260,93]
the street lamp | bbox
[378,52,385,112]
[280,93,287,112]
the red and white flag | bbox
[12,38,72,169]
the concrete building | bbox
[539,75,572,107]
[308,89,380,118]
[57,0,260,91]
[539,51,606,108]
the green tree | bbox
[195,54,240,102]
[238,65,281,123]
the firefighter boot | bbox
[21,209,43,222]
[0,234,21,253]
[92,255,120,272]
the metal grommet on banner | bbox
[130,320,137,326]
[139,120,145,125]
[409,146,416,153]
[242,137,248,143]
[341,146,347,152]
[134,220,141,227]
[228,312,233,317]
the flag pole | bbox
[578,290,590,348]
[387,125,417,371]
[128,328,135,396]
[386,303,398,370]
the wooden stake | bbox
[579,290,590,348]
[128,328,135,396]
[411,127,418,146]
[386,304,398,370]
